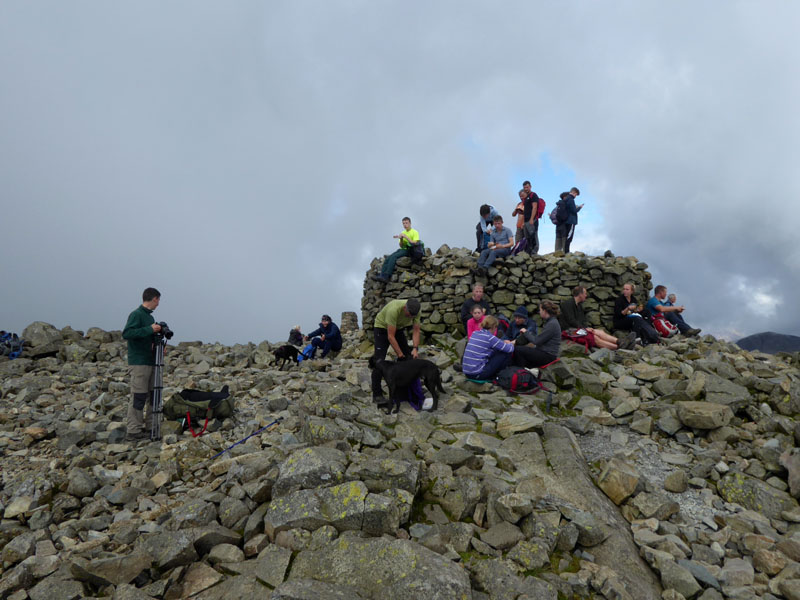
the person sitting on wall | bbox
[472,215,514,277]
[560,285,636,350]
[372,217,422,283]
[475,204,500,252]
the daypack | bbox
[510,238,527,256]
[561,329,597,352]
[495,314,511,340]
[494,366,542,394]
[0,331,24,359]
[651,313,678,338]
[535,197,546,219]
[163,389,235,421]
[410,242,425,263]
[550,198,568,225]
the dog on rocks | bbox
[369,356,446,414]
[272,344,300,369]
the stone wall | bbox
[361,246,653,336]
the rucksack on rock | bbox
[494,366,542,394]
[163,392,235,421]
[652,313,678,338]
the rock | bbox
[66,468,99,498]
[208,543,245,564]
[664,470,689,493]
[597,458,640,505]
[193,575,266,599]
[139,531,199,570]
[270,578,368,599]
[220,545,292,587]
[495,493,534,523]
[180,562,224,597]
[273,446,347,497]
[289,537,472,600]
[496,411,544,438]
[470,557,557,600]
[717,471,799,520]
[658,559,701,599]
[631,492,679,520]
[70,552,151,587]
[675,401,733,429]
[480,521,526,550]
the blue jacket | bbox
[563,194,580,226]
[307,321,342,346]
[503,317,538,342]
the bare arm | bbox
[411,323,420,359]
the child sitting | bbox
[466,305,486,339]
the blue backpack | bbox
[297,344,315,362]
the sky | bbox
[1,1,798,345]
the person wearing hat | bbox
[304,314,342,358]
[503,305,538,344]
[370,298,422,402]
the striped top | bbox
[463,329,513,377]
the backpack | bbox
[550,198,568,225]
[535,197,546,219]
[297,344,315,362]
[495,315,511,340]
[163,391,235,421]
[494,366,542,394]
[651,313,678,338]
[0,332,24,360]
[410,242,425,263]
[510,238,527,256]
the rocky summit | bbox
[4,257,800,599]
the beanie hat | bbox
[405,298,421,316]
[321,314,332,321]
[513,306,528,318]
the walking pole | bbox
[210,417,283,460]
[151,336,167,440]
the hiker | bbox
[370,298,421,403]
[555,188,583,253]
[475,204,500,252]
[503,306,538,343]
[466,305,486,339]
[287,325,303,346]
[372,217,422,283]
[304,314,343,358]
[512,190,526,243]
[613,283,660,345]
[521,180,544,255]
[459,283,493,330]
[560,285,636,350]
[512,300,562,368]
[462,315,515,380]
[646,285,701,336]
[473,215,514,277]
[122,287,162,441]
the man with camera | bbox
[122,287,163,441]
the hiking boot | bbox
[372,395,386,404]
[371,274,389,283]
[685,328,702,337]
[125,430,149,442]
[453,362,463,373]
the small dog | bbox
[272,344,300,369]
[369,356,446,414]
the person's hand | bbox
[677,306,685,313]
[520,328,526,333]
[397,354,407,361]
[488,242,495,249]
[320,334,326,341]
[504,339,514,345]
[303,335,309,342]
[393,234,400,239]
[151,323,162,333]
[411,348,419,359]
[579,203,585,209]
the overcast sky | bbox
[1,1,798,345]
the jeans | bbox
[665,312,691,334]
[477,247,510,268]
[371,327,411,397]
[468,351,512,381]
[523,221,539,255]
[476,222,492,250]
[381,248,410,278]
[310,336,342,358]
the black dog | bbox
[369,357,446,414]
[272,344,300,369]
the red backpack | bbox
[652,313,678,338]
[535,197,546,219]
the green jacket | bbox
[123,305,155,365]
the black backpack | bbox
[494,367,542,394]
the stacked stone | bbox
[362,245,653,336]
[338,311,359,334]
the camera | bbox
[157,321,174,340]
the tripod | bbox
[151,334,168,440]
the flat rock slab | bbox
[676,401,733,429]
[271,578,368,599]
[718,471,799,520]
[289,536,472,600]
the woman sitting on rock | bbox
[613,282,659,346]
[462,315,515,380]
[512,300,562,368]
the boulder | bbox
[675,401,733,429]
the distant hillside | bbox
[737,331,800,354]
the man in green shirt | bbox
[122,287,162,441]
[371,298,421,402]
[372,217,422,283]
